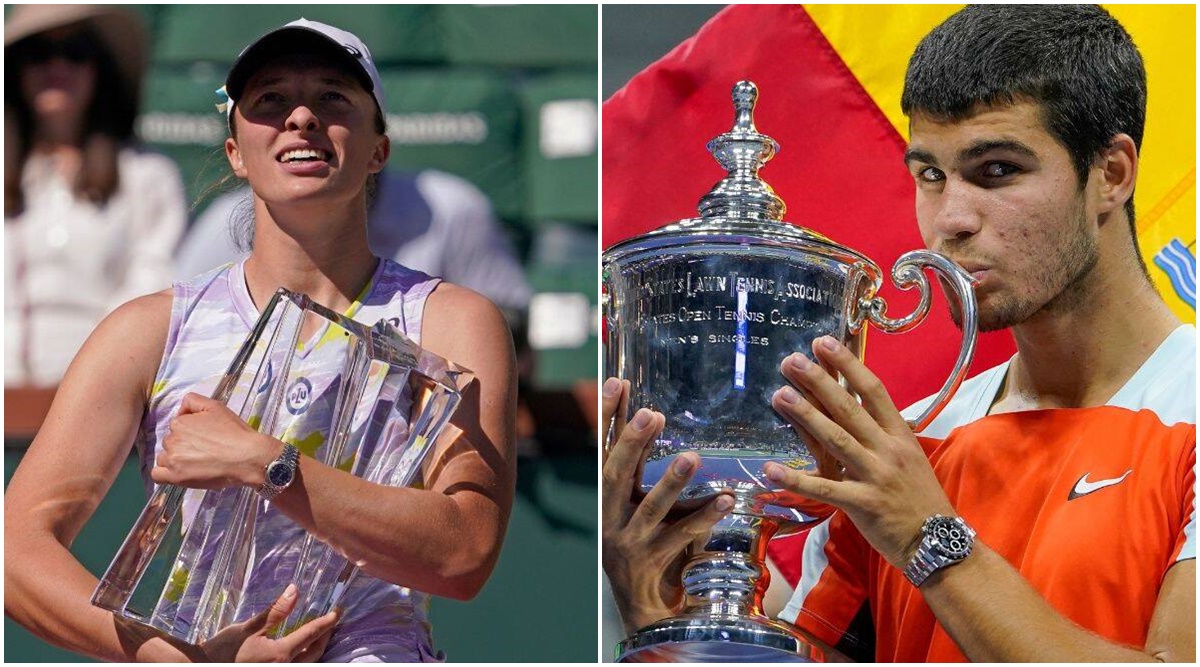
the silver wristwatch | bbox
[903,514,976,587]
[259,443,300,500]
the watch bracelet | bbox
[904,515,974,587]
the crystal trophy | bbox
[603,81,978,661]
[92,288,470,644]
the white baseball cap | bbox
[222,18,386,119]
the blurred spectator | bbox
[4,5,187,387]
[176,169,533,317]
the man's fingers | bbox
[627,451,700,536]
[780,349,886,447]
[772,386,873,476]
[612,379,632,444]
[653,493,734,556]
[601,377,623,456]
[601,408,662,527]
[783,418,844,482]
[811,336,909,435]
[785,352,845,481]
[763,462,855,508]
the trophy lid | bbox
[604,81,878,274]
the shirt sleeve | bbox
[777,510,874,658]
[1172,429,1196,563]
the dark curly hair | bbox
[902,5,1146,230]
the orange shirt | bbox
[779,326,1196,661]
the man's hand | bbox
[151,393,278,490]
[601,377,733,633]
[764,336,956,568]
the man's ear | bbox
[368,134,390,174]
[225,137,247,179]
[1094,133,1137,216]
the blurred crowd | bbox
[4,5,597,452]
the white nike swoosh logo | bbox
[1068,470,1133,500]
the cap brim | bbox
[225,26,373,103]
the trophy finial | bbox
[732,80,758,133]
[698,80,786,221]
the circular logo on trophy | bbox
[286,377,313,415]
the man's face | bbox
[905,102,1100,332]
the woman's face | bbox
[16,27,99,124]
[226,55,389,210]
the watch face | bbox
[929,517,972,559]
[267,461,294,487]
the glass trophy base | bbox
[616,614,817,663]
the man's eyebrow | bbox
[959,139,1038,162]
[903,148,937,166]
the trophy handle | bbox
[861,249,978,432]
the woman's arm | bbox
[3,292,185,661]
[287,283,517,598]
[153,283,519,600]
[6,293,341,662]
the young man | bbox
[602,5,1194,661]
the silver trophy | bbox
[92,288,470,644]
[603,81,977,661]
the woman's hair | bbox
[4,25,139,217]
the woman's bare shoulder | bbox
[422,283,512,353]
[73,289,174,393]
[422,281,511,340]
[424,281,503,318]
[101,288,173,342]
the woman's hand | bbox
[200,584,339,662]
[600,378,733,634]
[151,393,276,490]
[126,583,340,662]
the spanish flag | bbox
[603,4,1195,412]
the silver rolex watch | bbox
[903,514,976,587]
[258,443,300,500]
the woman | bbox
[4,19,517,663]
[4,5,187,388]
